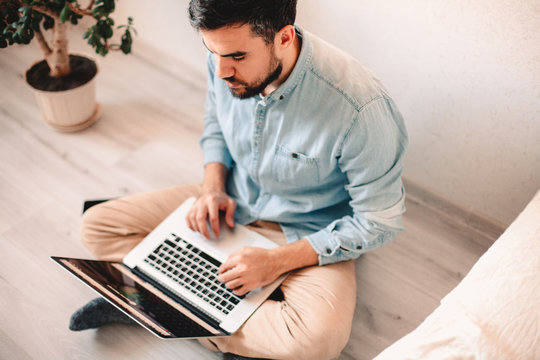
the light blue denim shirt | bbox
[200,26,408,265]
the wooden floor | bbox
[0,40,500,360]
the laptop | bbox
[52,197,286,339]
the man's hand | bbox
[218,239,319,296]
[186,162,236,239]
[218,246,280,296]
[186,191,236,239]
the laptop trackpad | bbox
[194,223,278,262]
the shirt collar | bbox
[265,25,313,102]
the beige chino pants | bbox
[80,184,356,360]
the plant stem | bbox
[47,20,70,77]
[86,0,96,10]
[35,27,52,57]
[29,5,70,77]
[31,5,58,19]
[67,2,93,17]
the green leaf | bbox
[43,16,54,30]
[120,29,132,54]
[96,19,113,39]
[6,12,19,25]
[92,4,105,18]
[59,4,70,23]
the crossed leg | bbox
[80,185,356,360]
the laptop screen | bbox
[52,257,228,339]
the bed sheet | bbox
[374,188,540,360]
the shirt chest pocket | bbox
[271,145,320,187]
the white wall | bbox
[115,0,540,225]
[113,0,206,78]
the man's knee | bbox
[79,202,135,261]
[80,204,109,257]
[283,297,354,359]
[279,262,356,359]
[285,320,352,360]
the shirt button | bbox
[326,248,332,254]
[291,153,298,159]
[279,95,284,100]
[356,245,363,250]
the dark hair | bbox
[188,0,297,43]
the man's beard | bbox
[225,61,283,99]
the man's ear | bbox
[276,25,296,49]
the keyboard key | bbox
[145,233,242,316]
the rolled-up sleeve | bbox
[307,97,408,265]
[200,53,233,168]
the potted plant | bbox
[0,0,135,132]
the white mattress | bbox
[374,188,540,360]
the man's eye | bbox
[232,56,245,61]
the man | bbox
[70,1,408,359]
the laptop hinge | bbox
[131,266,226,333]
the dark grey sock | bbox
[69,297,135,331]
[222,353,271,360]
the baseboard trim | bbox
[403,177,506,243]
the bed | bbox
[374,188,540,360]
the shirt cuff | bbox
[202,145,232,168]
[306,228,341,266]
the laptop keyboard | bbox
[143,233,244,315]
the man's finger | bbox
[195,205,211,239]
[224,278,243,290]
[233,285,250,296]
[186,204,200,232]
[224,199,236,228]
[207,200,220,238]
[218,257,238,279]
[185,212,193,230]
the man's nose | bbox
[215,57,234,79]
